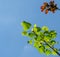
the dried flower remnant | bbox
[40,1,60,14]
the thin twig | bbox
[44,40,60,56]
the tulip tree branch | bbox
[44,40,60,56]
[33,31,60,56]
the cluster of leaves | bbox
[21,21,60,56]
[40,1,59,14]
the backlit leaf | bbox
[49,30,57,38]
[45,49,51,56]
[34,24,37,27]
[38,45,45,53]
[32,27,41,35]
[22,31,28,36]
[50,40,56,46]
[44,35,50,42]
[28,32,35,38]
[28,40,32,45]
[42,26,49,31]
[21,21,31,31]
[34,41,39,48]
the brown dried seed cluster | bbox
[40,1,59,14]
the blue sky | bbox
[0,0,60,57]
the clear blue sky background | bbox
[0,0,60,57]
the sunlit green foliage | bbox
[28,40,32,45]
[42,26,49,31]
[21,21,31,31]
[38,45,45,53]
[21,21,60,56]
[22,31,28,36]
[28,32,35,38]
[49,30,57,38]
[45,49,51,56]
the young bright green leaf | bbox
[34,24,37,27]
[50,40,56,46]
[21,21,31,31]
[33,41,39,48]
[49,30,57,38]
[45,49,51,56]
[34,36,44,43]
[28,32,35,38]
[28,40,32,45]
[38,46,45,53]
[32,27,41,34]
[42,26,49,31]
[39,32,44,38]
[22,31,28,36]
[37,36,42,41]
[44,36,50,42]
